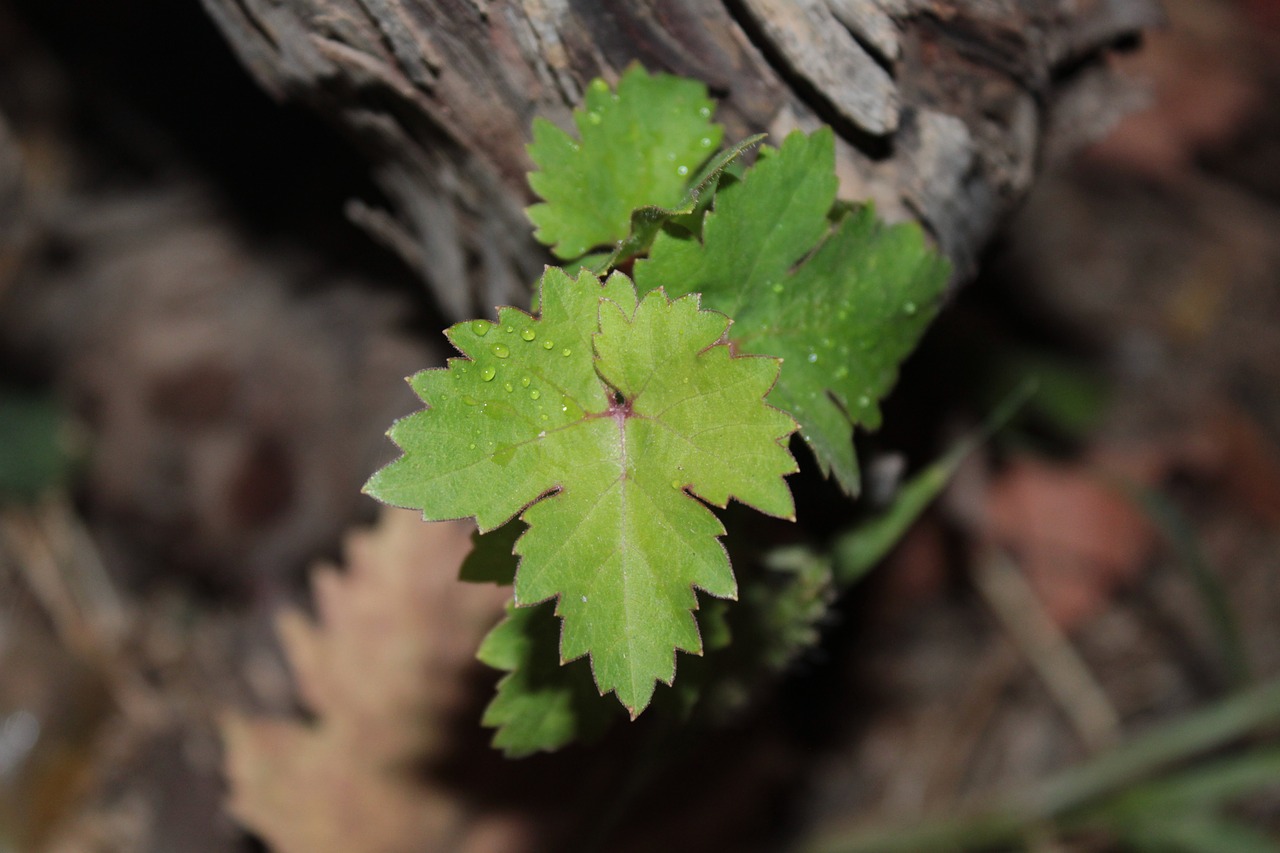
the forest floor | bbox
[1,0,1278,851]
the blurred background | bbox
[0,0,1278,850]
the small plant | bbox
[365,64,950,755]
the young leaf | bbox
[587,133,767,273]
[526,64,724,260]
[477,600,618,757]
[634,128,951,494]
[365,267,798,717]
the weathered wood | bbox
[200,0,1163,316]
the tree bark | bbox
[199,0,1163,318]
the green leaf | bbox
[365,267,798,716]
[634,128,951,494]
[477,600,617,757]
[527,64,724,260]
[587,133,767,273]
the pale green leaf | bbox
[526,64,723,260]
[634,128,951,494]
[365,267,797,716]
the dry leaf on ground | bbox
[222,508,520,853]
[984,456,1158,629]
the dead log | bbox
[199,0,1163,317]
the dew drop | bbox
[520,376,531,387]
[521,328,536,341]
[492,443,516,466]
[666,151,677,161]
[771,283,784,294]
[530,389,541,400]
[561,396,584,419]
[540,413,549,421]
[698,106,711,118]
[700,136,713,148]
[587,111,602,125]
[904,301,918,316]
[462,395,479,406]
[676,164,689,177]
[480,366,496,382]
[581,595,588,603]
[590,78,609,93]
[858,395,871,408]
[835,366,849,379]
[468,442,476,450]
[561,347,572,357]
[471,320,491,336]
[503,324,515,334]
[492,343,510,358]
[807,352,819,363]
[671,480,682,490]
[542,340,555,350]
[503,381,514,393]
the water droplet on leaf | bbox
[503,381,514,393]
[561,347,571,357]
[492,343,510,358]
[521,329,536,341]
[520,376,531,387]
[492,444,516,466]
[542,340,555,350]
[807,352,818,363]
[676,164,688,176]
[481,366,496,382]
[530,389,541,400]
[904,301,918,316]
[587,111,602,125]
[560,396,584,419]
[471,320,490,336]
